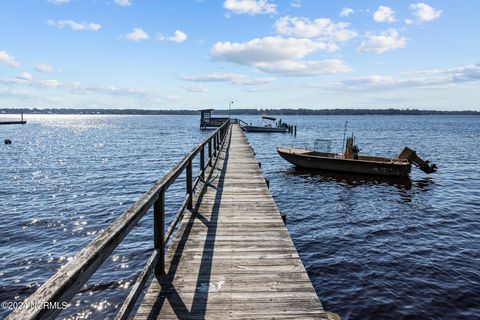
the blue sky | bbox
[0,0,479,110]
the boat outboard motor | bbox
[398,147,437,174]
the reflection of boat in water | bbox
[285,166,414,190]
[242,116,289,133]
[277,136,437,177]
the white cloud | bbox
[0,50,21,68]
[211,36,350,76]
[223,0,276,15]
[181,72,244,82]
[212,36,337,66]
[69,83,181,103]
[69,82,146,95]
[254,59,352,76]
[170,30,187,43]
[373,6,396,23]
[290,0,301,8]
[0,73,179,104]
[125,28,149,41]
[240,77,277,85]
[340,7,354,18]
[186,85,208,92]
[157,30,188,43]
[39,79,63,88]
[47,0,70,4]
[47,19,101,31]
[0,89,34,99]
[312,64,480,92]
[449,64,480,82]
[331,75,451,92]
[405,18,413,25]
[35,63,55,73]
[180,72,276,85]
[304,75,449,92]
[17,72,33,81]
[1,72,62,88]
[114,0,132,6]
[275,16,357,42]
[407,65,480,78]
[357,29,407,54]
[410,3,442,22]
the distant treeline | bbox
[1,108,479,116]
[215,108,480,115]
[0,108,197,115]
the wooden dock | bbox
[134,124,325,319]
[7,122,326,320]
[0,112,26,125]
[0,120,26,125]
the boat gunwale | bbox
[244,125,288,132]
[276,147,410,167]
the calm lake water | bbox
[1,114,479,319]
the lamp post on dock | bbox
[229,101,234,119]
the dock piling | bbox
[280,211,287,225]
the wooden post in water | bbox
[280,211,287,225]
[294,126,297,136]
[154,190,165,275]
[186,160,193,210]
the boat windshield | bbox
[313,139,332,153]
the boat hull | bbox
[277,147,411,177]
[244,126,288,133]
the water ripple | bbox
[1,114,479,319]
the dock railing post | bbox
[213,135,217,157]
[186,160,193,210]
[208,140,212,166]
[200,146,205,180]
[154,190,165,275]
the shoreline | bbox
[1,108,479,116]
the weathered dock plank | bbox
[133,124,326,319]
